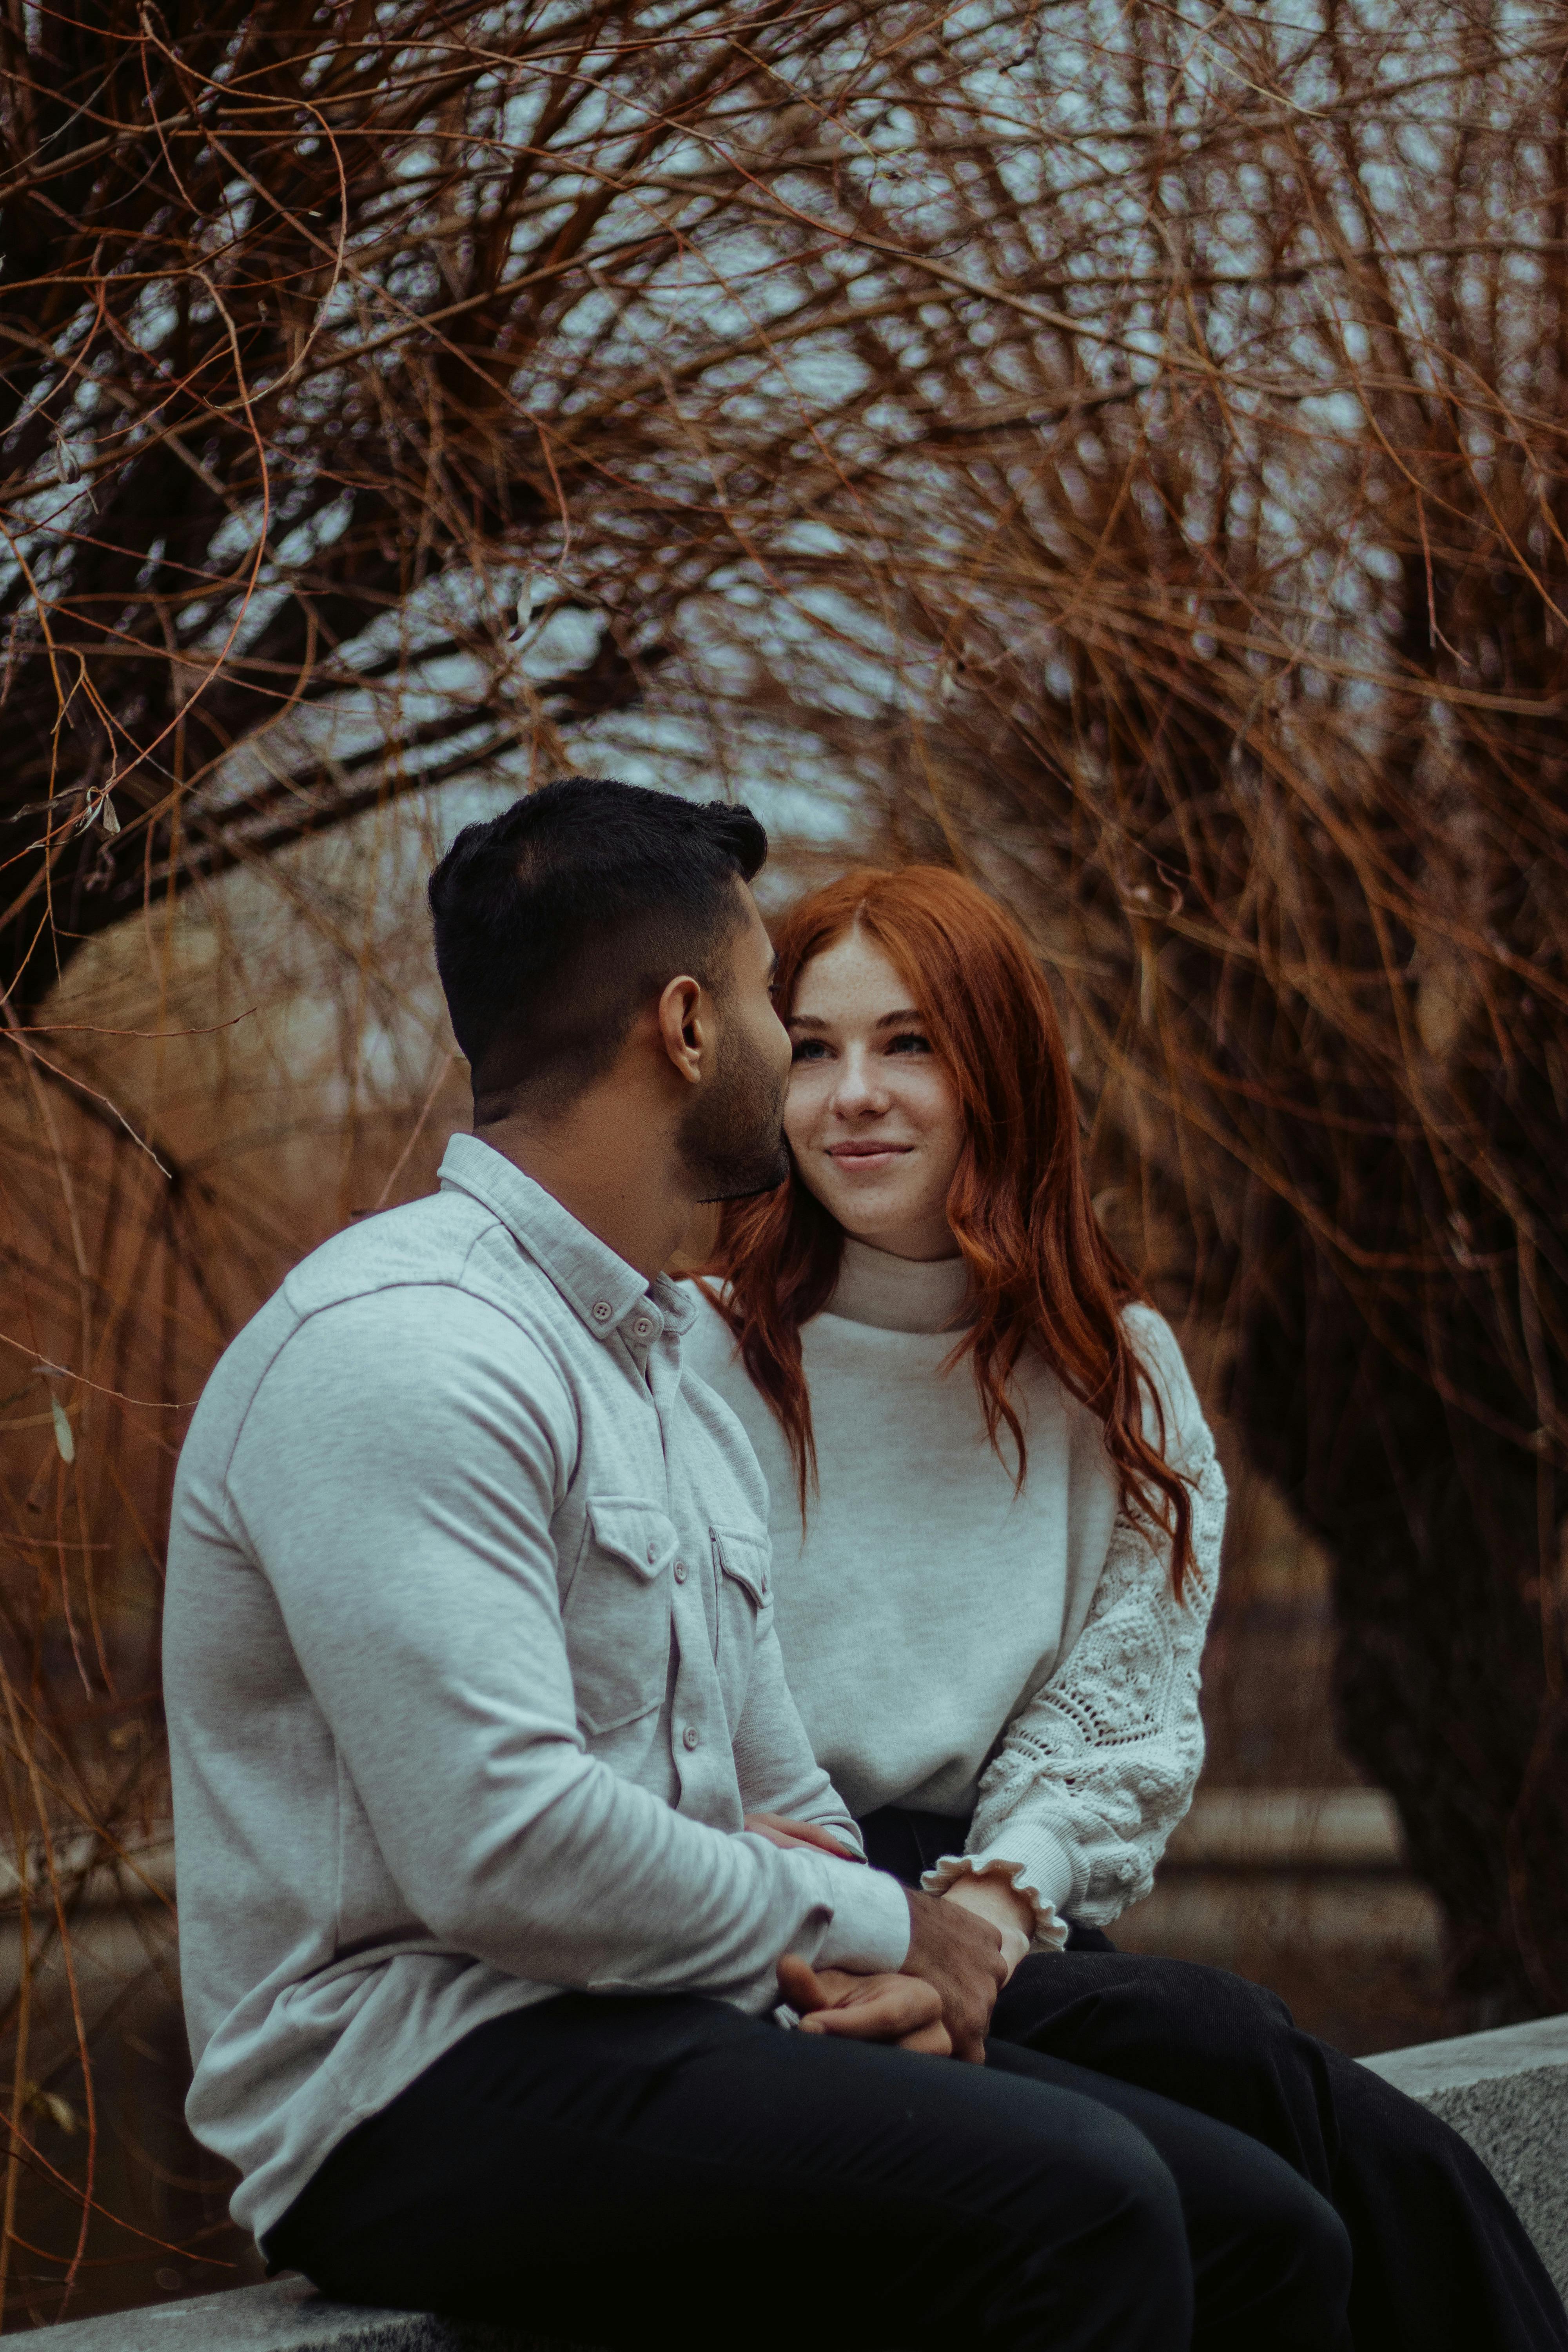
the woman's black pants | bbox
[857,1803,1568,2352]
[267,1990,1352,2350]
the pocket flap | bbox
[588,1499,678,1581]
[711,1523,771,1604]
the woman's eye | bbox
[790,1037,829,1062]
[887,1031,931,1055]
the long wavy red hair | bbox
[706,866,1195,1595]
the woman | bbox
[682,864,1565,2352]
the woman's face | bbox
[783,927,966,1261]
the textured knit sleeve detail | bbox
[921,1311,1225,1946]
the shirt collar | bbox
[437,1133,694,1345]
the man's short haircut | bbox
[427,777,768,1118]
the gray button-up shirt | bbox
[165,1135,909,2244]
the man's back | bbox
[167,1134,904,2242]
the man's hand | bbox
[777,1953,951,2056]
[943,1871,1033,1982]
[902,1887,1007,2063]
[744,1811,858,1860]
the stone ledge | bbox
[1363,2011,1568,2302]
[34,2274,571,2352]
[37,2016,1568,2348]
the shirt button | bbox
[632,1317,654,1339]
[590,1299,613,1324]
[646,1541,658,1564]
[682,1726,700,1751]
[673,1561,688,1583]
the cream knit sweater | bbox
[681,1240,1225,1948]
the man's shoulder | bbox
[277,1185,497,1314]
[190,1193,563,1441]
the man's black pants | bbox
[858,1804,1568,2352]
[268,1992,1351,2350]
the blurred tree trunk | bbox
[1233,1209,1566,2022]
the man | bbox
[166,778,1350,2350]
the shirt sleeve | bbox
[225,1287,907,2011]
[920,1310,1225,1947]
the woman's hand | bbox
[777,1953,951,2056]
[744,1811,859,1859]
[942,1871,1034,1981]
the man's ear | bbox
[657,974,707,1085]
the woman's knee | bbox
[1120,1955,1294,2049]
[1088,1958,1308,2104]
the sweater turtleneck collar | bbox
[826,1234,973,1334]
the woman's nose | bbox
[831,1049,891,1114]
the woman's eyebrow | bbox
[787,1007,925,1029]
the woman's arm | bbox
[923,1312,1226,1947]
[941,1869,1033,1976]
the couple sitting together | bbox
[167,779,1564,2352]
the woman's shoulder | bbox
[674,1277,744,1383]
[1118,1301,1212,1464]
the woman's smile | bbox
[826,1140,914,1166]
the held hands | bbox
[777,1953,951,2056]
[902,1887,1008,2063]
[941,1871,1033,1981]
[751,1813,1009,2063]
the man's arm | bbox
[225,1287,908,2011]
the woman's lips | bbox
[826,1142,912,1163]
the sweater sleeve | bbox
[920,1310,1225,1948]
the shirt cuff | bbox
[812,1856,912,1973]
[921,1826,1076,1953]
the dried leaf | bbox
[509,572,542,644]
[25,2085,79,2135]
[50,1397,75,1464]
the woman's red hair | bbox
[706,866,1194,1595]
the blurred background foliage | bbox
[3,0,1567,2320]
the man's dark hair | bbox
[427,777,768,1118]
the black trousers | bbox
[268,1992,1351,2350]
[858,1804,1568,2352]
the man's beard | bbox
[677,1026,791,1205]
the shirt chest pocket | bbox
[711,1521,772,1725]
[563,1499,677,1736]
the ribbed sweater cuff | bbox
[921,1827,1076,1953]
[813,1855,912,1973]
